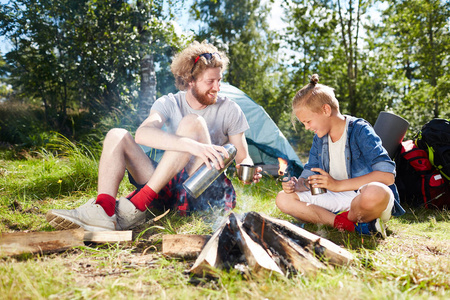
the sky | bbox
[0,0,12,54]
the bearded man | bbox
[46,41,262,232]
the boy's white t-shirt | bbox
[328,117,350,180]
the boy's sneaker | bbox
[116,197,146,230]
[46,198,117,232]
[354,218,387,239]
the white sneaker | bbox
[115,197,146,230]
[355,218,387,239]
[373,218,387,239]
[46,198,117,232]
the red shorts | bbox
[128,167,236,216]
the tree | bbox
[190,0,287,124]
[0,0,187,134]
[135,0,189,122]
[281,0,405,124]
[282,0,338,88]
[379,0,450,124]
[336,0,365,116]
[0,0,142,132]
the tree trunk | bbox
[338,0,359,116]
[427,11,439,118]
[138,53,157,122]
[136,0,157,122]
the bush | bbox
[0,102,49,147]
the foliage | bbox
[378,0,450,128]
[0,100,141,151]
[0,102,54,148]
[1,0,449,156]
[280,0,449,132]
[0,0,186,136]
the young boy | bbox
[276,74,405,238]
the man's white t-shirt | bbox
[151,91,249,146]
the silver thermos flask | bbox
[183,143,237,198]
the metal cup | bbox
[310,183,327,195]
[237,164,255,184]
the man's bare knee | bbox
[105,128,133,144]
[176,114,208,137]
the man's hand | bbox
[252,166,263,184]
[236,164,263,184]
[189,142,229,170]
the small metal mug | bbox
[310,184,327,195]
[237,164,255,184]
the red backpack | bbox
[395,140,450,209]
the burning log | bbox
[243,212,353,266]
[243,214,326,275]
[189,214,233,276]
[190,212,354,277]
[190,213,283,276]
[227,213,284,275]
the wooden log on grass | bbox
[83,230,133,243]
[162,234,210,259]
[0,228,84,256]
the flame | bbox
[278,158,288,176]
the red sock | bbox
[95,193,116,217]
[333,211,356,232]
[129,185,158,212]
[126,190,138,199]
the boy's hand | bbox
[282,176,298,194]
[309,168,339,191]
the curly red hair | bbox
[171,41,229,91]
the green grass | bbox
[0,145,449,299]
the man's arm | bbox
[228,132,253,165]
[135,110,180,151]
[229,132,263,184]
[135,110,230,168]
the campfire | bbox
[277,157,290,181]
[190,212,353,277]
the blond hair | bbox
[292,74,339,113]
[170,41,229,91]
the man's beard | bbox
[191,85,217,106]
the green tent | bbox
[219,82,303,177]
